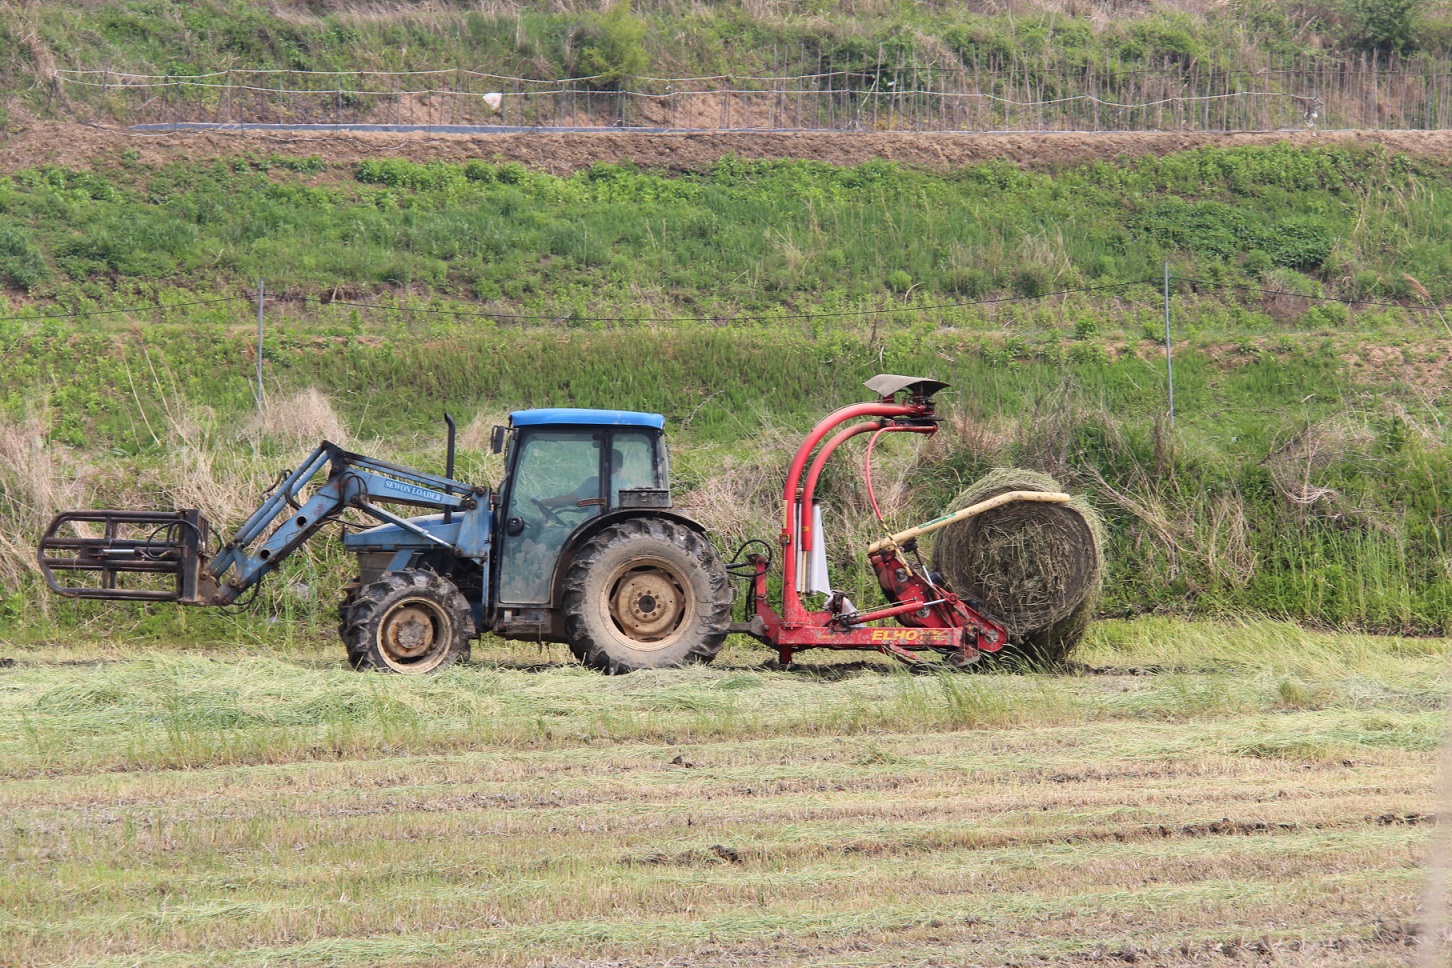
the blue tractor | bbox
[39,408,732,674]
[40,377,1082,672]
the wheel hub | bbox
[382,602,439,659]
[611,568,684,642]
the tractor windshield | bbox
[497,431,603,605]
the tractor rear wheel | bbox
[340,569,473,674]
[562,518,730,674]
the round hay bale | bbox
[1009,595,1097,667]
[929,468,1104,662]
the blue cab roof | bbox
[510,408,665,430]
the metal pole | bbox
[1163,262,1174,427]
[256,279,266,416]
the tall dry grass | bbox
[3,383,1445,635]
[155,388,352,525]
[245,387,348,447]
[674,382,1450,632]
[674,420,931,584]
[456,409,512,453]
[0,412,92,591]
[259,0,1289,26]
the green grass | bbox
[4,0,1449,115]
[0,619,1442,776]
[4,316,1451,635]
[2,147,1451,634]
[0,619,1443,965]
[1,145,1447,308]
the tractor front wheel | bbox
[340,569,473,674]
[562,519,730,674]
[338,579,363,668]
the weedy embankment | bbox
[3,348,1448,644]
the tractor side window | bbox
[610,432,659,506]
[497,431,603,605]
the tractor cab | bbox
[491,409,671,611]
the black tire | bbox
[337,579,364,669]
[340,569,473,674]
[562,518,731,674]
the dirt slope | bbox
[9,122,1452,172]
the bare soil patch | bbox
[10,122,1452,173]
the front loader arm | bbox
[206,442,478,604]
[39,441,481,606]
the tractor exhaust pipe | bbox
[442,412,457,525]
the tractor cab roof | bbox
[509,408,665,430]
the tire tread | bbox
[339,569,473,673]
[562,518,730,674]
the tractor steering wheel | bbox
[531,496,567,527]
[532,496,594,527]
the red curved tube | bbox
[799,421,883,554]
[800,421,927,552]
[780,401,933,612]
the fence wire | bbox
[49,52,1452,132]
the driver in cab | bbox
[536,448,635,512]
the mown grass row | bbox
[0,618,1442,776]
[0,619,1436,965]
[1,620,1435,968]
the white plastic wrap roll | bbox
[793,501,832,596]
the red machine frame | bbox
[730,376,1009,667]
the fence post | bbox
[1164,262,1175,427]
[256,279,266,416]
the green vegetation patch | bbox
[6,0,1448,100]
[0,144,1441,312]
[1,145,1451,638]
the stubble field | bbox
[0,618,1444,967]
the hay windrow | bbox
[930,468,1105,662]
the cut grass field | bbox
[1,618,1445,966]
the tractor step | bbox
[38,510,212,603]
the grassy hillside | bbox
[2,146,1450,640]
[3,315,1450,640]
[6,0,1452,134]
[4,0,1449,90]
[2,144,1450,309]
